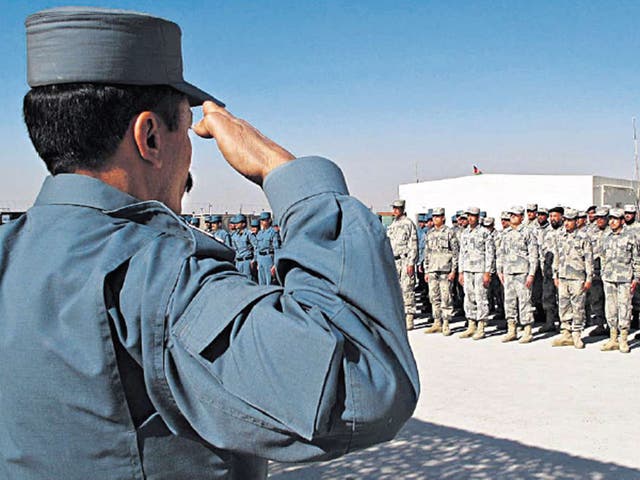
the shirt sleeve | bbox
[126,157,419,463]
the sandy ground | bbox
[270,317,640,479]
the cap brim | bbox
[172,80,225,107]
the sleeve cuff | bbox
[263,156,349,224]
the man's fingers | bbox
[191,101,233,139]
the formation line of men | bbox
[386,200,640,353]
[188,212,281,285]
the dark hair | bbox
[23,83,186,174]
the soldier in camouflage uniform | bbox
[387,199,419,330]
[551,209,593,349]
[623,204,640,329]
[524,203,539,231]
[587,207,609,336]
[600,208,640,353]
[423,208,459,336]
[586,205,597,233]
[458,207,495,340]
[576,211,587,231]
[530,207,547,323]
[451,211,467,316]
[537,206,564,332]
[497,206,538,344]
[483,217,502,319]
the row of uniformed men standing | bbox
[386,200,640,353]
[189,212,281,285]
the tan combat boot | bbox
[424,318,442,334]
[442,319,451,336]
[502,321,517,343]
[552,323,574,347]
[572,331,585,349]
[406,314,414,331]
[600,328,619,351]
[619,329,630,354]
[459,320,476,338]
[519,324,533,344]
[472,321,486,340]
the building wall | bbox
[399,174,596,227]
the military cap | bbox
[538,207,549,215]
[549,205,564,215]
[26,7,223,107]
[465,206,480,215]
[526,203,538,211]
[209,214,222,223]
[577,211,587,218]
[586,205,597,213]
[500,211,510,220]
[458,212,468,219]
[417,214,426,222]
[480,211,487,218]
[259,212,272,220]
[425,213,433,221]
[508,205,524,215]
[237,214,247,223]
[250,219,260,228]
[564,208,578,220]
[483,217,495,226]
[391,199,406,209]
[456,210,463,216]
[451,215,457,223]
[595,207,609,217]
[189,216,200,226]
[432,207,445,216]
[609,208,624,218]
[624,204,637,213]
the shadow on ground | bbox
[268,418,639,479]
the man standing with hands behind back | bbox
[0,7,419,479]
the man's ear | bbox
[133,111,163,168]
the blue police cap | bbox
[189,217,199,226]
[259,212,272,221]
[26,7,223,107]
[250,219,260,227]
[209,214,222,223]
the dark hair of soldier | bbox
[23,83,186,175]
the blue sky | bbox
[1,0,639,213]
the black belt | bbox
[259,250,274,255]
[236,256,253,262]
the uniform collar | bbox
[34,174,141,211]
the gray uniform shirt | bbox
[423,225,459,273]
[459,225,495,273]
[0,157,419,480]
[496,224,538,276]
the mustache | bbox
[185,172,194,193]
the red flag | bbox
[473,165,482,175]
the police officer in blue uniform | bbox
[209,214,232,247]
[255,212,281,285]
[0,7,419,479]
[230,214,255,278]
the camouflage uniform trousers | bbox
[462,272,489,321]
[503,273,534,325]
[396,259,415,315]
[427,273,453,322]
[542,273,559,323]
[557,279,586,331]
[603,281,633,331]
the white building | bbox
[399,174,639,225]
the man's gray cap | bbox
[624,204,637,213]
[465,206,480,215]
[538,207,549,215]
[458,212,468,219]
[26,7,224,107]
[564,208,578,220]
[432,207,445,216]
[500,211,510,220]
[610,208,624,219]
[595,207,610,217]
[526,203,538,211]
[483,217,495,226]
[391,199,405,209]
[577,210,587,218]
[508,205,524,215]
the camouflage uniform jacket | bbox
[496,224,538,276]
[538,223,562,276]
[601,227,640,283]
[387,215,418,264]
[588,226,609,278]
[553,229,593,282]
[423,225,459,273]
[459,225,495,273]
